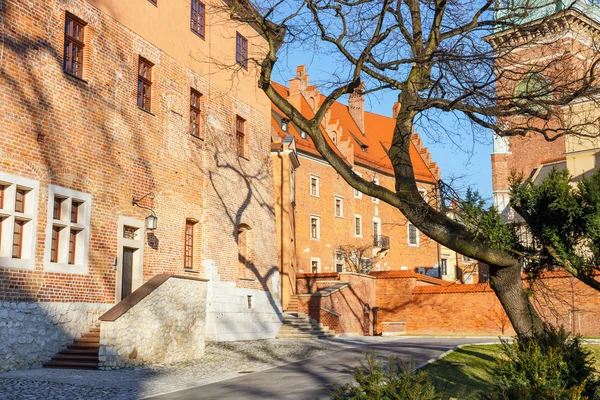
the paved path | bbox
[149,337,497,400]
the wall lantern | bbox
[131,193,158,231]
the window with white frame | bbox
[290,168,296,204]
[354,215,362,237]
[310,257,321,273]
[441,258,448,276]
[334,196,343,218]
[353,171,362,199]
[310,175,319,197]
[373,218,380,237]
[407,222,419,246]
[310,215,320,240]
[0,172,39,269]
[462,255,474,264]
[335,250,345,272]
[371,177,379,203]
[419,188,428,203]
[44,185,91,274]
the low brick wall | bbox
[99,275,208,369]
[296,273,339,294]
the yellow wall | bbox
[88,0,270,116]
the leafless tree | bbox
[221,0,600,337]
[337,244,376,274]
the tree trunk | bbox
[489,262,544,338]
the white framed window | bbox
[310,215,320,240]
[441,258,448,276]
[0,172,39,270]
[371,178,379,203]
[407,222,419,246]
[335,250,345,272]
[334,196,343,218]
[44,185,92,274]
[310,175,319,197]
[419,188,428,203]
[310,257,321,273]
[290,168,296,204]
[353,171,363,199]
[354,214,362,237]
[462,255,474,264]
[373,217,381,237]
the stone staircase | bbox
[44,324,100,369]
[276,312,336,339]
[286,295,299,312]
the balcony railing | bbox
[373,235,390,249]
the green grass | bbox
[421,344,600,399]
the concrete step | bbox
[67,342,100,350]
[51,354,99,363]
[43,360,98,370]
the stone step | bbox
[81,333,100,339]
[52,354,99,363]
[67,342,100,350]
[276,333,335,339]
[43,360,98,370]
[60,348,99,356]
[74,337,100,344]
[279,325,329,332]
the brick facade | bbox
[0,0,276,303]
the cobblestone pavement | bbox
[0,339,355,400]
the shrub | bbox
[493,326,600,399]
[329,353,440,400]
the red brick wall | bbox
[294,158,439,274]
[0,0,276,302]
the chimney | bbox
[289,65,308,111]
[348,82,365,133]
[392,102,401,118]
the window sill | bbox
[138,107,155,116]
[239,277,257,282]
[335,215,344,219]
[310,238,320,241]
[408,243,419,247]
[191,30,206,40]
[238,155,250,161]
[64,72,88,85]
[310,195,320,198]
[184,268,199,274]
[190,133,204,140]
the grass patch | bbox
[421,344,600,399]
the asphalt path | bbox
[149,337,497,400]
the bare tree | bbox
[337,244,376,275]
[222,0,600,337]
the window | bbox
[441,258,448,276]
[408,222,419,246]
[236,32,248,69]
[299,131,307,140]
[236,115,246,157]
[310,216,320,240]
[419,188,428,203]
[184,220,196,270]
[148,0,157,5]
[190,0,205,38]
[335,251,345,272]
[310,257,321,273]
[190,89,203,139]
[334,196,343,218]
[373,220,379,237]
[371,178,379,203]
[238,225,251,278]
[44,185,91,274]
[0,172,39,269]
[290,168,296,205]
[137,57,153,112]
[462,255,474,264]
[310,175,319,197]
[63,14,86,78]
[353,172,363,199]
[354,215,362,237]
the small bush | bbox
[329,353,440,400]
[493,326,600,399]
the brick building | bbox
[270,67,454,310]
[0,0,281,371]
[488,1,600,218]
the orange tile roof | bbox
[414,283,493,294]
[370,270,451,286]
[270,81,437,183]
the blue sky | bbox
[272,56,495,201]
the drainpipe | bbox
[277,149,285,308]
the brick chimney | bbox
[289,65,308,111]
[392,102,401,118]
[348,82,365,133]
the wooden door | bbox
[121,247,134,299]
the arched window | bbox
[513,73,551,112]
[238,224,252,278]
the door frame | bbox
[116,216,145,302]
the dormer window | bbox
[300,131,307,139]
[361,144,368,152]
[281,118,290,132]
